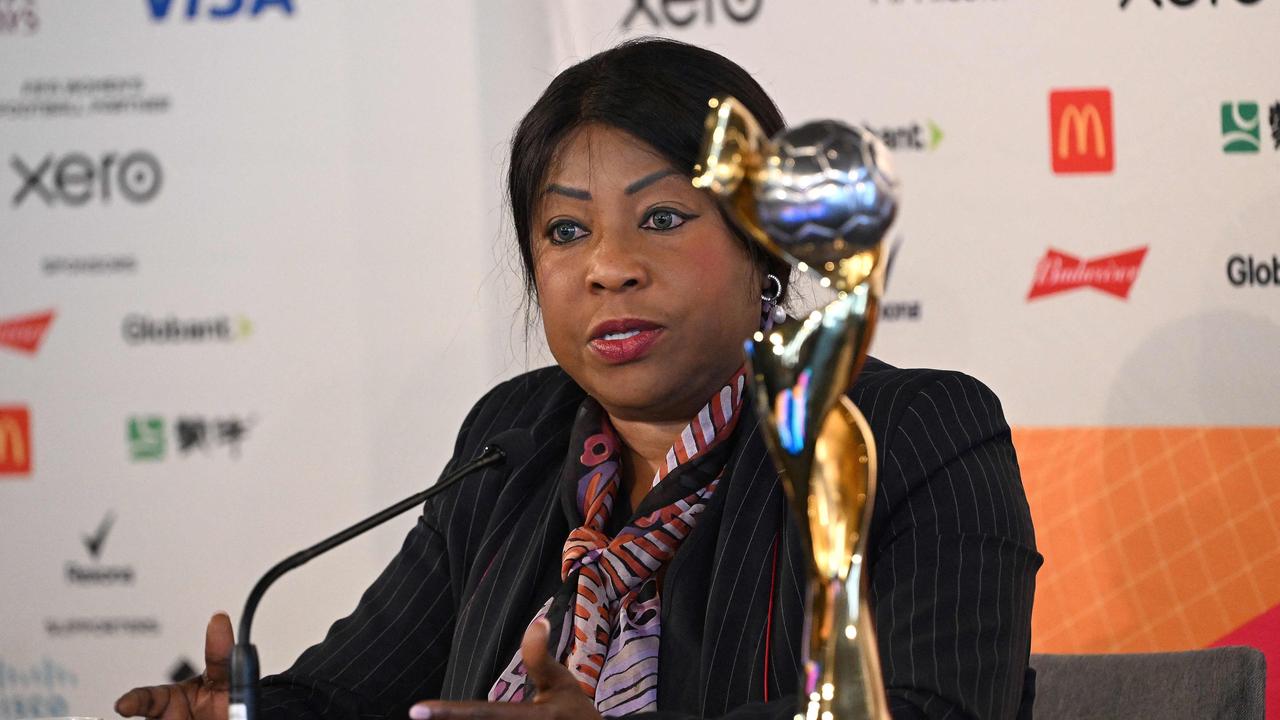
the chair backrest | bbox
[1031,646,1266,720]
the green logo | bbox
[128,416,166,461]
[1222,101,1261,154]
[126,414,255,462]
[869,120,944,152]
[926,119,945,151]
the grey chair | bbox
[1031,646,1266,720]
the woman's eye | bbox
[641,208,690,232]
[547,220,588,244]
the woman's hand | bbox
[410,619,602,720]
[114,612,233,719]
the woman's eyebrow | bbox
[543,169,680,200]
[625,169,680,195]
[545,184,591,200]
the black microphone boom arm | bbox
[229,443,508,720]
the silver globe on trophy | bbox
[693,96,899,720]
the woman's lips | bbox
[588,326,664,364]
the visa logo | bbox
[146,0,294,21]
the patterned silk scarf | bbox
[488,368,748,715]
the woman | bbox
[116,38,1041,720]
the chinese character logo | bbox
[128,416,166,461]
[1222,101,1262,154]
[1027,246,1149,301]
[128,415,253,461]
[1271,102,1280,149]
[0,309,55,355]
[0,0,39,35]
[0,406,32,476]
[1050,89,1114,174]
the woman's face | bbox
[533,124,761,423]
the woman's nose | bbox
[585,230,648,292]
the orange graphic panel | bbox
[1013,426,1280,654]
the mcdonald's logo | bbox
[0,406,32,476]
[1050,89,1115,174]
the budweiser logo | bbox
[1027,247,1148,300]
[0,309,55,354]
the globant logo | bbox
[10,150,162,207]
[1027,246,1149,301]
[122,313,253,344]
[1226,254,1279,287]
[147,0,293,21]
[622,0,761,28]
[867,120,944,153]
[0,309,54,355]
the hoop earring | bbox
[760,274,787,332]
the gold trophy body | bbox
[694,97,899,720]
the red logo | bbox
[0,406,32,476]
[0,309,55,355]
[1050,89,1114,174]
[1028,246,1149,301]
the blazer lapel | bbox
[444,396,580,701]
[658,411,807,714]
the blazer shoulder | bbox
[452,365,585,457]
[851,356,1011,445]
[426,365,582,530]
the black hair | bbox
[507,37,789,309]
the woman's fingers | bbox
[410,620,598,720]
[113,685,153,717]
[519,619,553,693]
[114,683,185,718]
[203,612,235,686]
[410,701,540,720]
[519,619,576,696]
[115,612,233,718]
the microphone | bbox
[228,432,529,720]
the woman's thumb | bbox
[520,618,572,693]
[203,612,235,685]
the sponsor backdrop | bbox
[1,1,1277,717]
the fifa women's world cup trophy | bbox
[693,96,899,720]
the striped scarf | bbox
[488,367,748,714]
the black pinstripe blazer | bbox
[260,358,1042,719]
